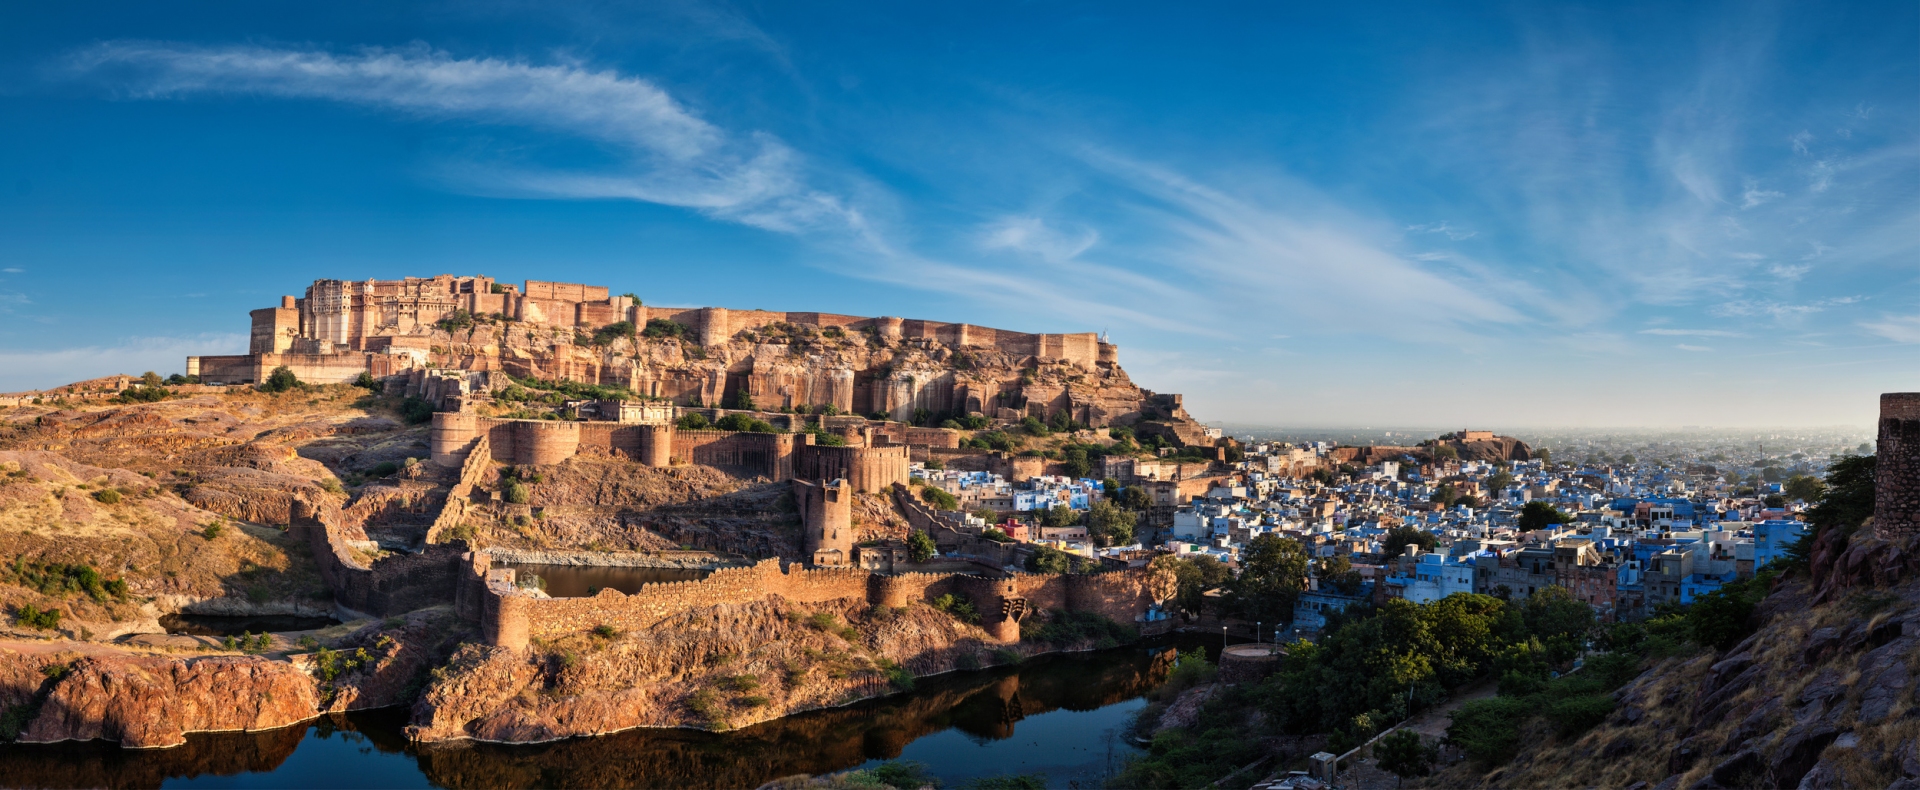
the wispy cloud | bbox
[0,334,245,392]
[1639,328,1743,337]
[1,267,22,274]
[1406,221,1477,240]
[1862,315,1920,344]
[62,42,858,236]
[1711,296,1864,320]
[1076,153,1543,343]
[1739,178,1782,209]
[978,216,1098,262]
[1675,344,1714,352]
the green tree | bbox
[503,481,531,505]
[1027,545,1074,574]
[140,371,164,387]
[591,321,636,346]
[1374,729,1435,788]
[1061,444,1093,478]
[1319,554,1364,595]
[1803,454,1875,539]
[1382,526,1438,559]
[1086,500,1139,547]
[260,366,300,393]
[1019,416,1049,436]
[906,530,936,563]
[1227,534,1310,625]
[641,318,686,339]
[1431,444,1459,460]
[727,389,755,411]
[1042,505,1079,528]
[1428,484,1456,506]
[1783,474,1825,503]
[1517,501,1571,531]
[1485,471,1515,494]
[920,486,958,511]
[1519,585,1594,664]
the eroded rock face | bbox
[18,652,320,748]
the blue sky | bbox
[0,1,1914,427]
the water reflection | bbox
[499,564,708,598]
[0,640,1190,789]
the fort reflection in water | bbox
[0,642,1180,789]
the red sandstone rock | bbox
[17,651,320,748]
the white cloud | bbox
[1406,221,1478,240]
[1,267,22,274]
[1675,344,1714,352]
[1809,159,1835,193]
[1790,130,1813,155]
[1862,315,1920,344]
[1712,296,1864,320]
[1639,328,1743,337]
[1739,179,1783,209]
[63,42,858,236]
[978,216,1098,262]
[1080,154,1539,342]
[0,334,246,392]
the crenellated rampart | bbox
[463,550,1150,650]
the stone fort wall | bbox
[467,552,1153,650]
[1877,393,1920,539]
[429,412,906,489]
[290,498,468,617]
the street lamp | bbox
[1222,625,1227,653]
[1256,621,1261,644]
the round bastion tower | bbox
[637,423,674,467]
[430,412,479,468]
[515,421,581,466]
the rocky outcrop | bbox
[409,595,1007,743]
[16,651,320,748]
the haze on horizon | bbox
[0,1,1913,429]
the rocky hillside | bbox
[0,385,848,642]
[1423,530,1920,789]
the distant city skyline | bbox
[0,1,1914,427]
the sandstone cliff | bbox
[0,610,463,749]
